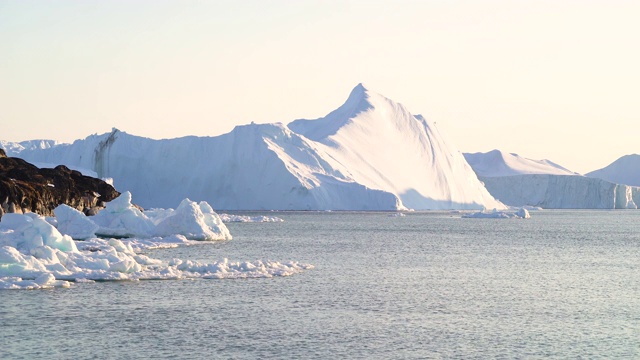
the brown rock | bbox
[0,155,120,218]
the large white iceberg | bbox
[5,84,504,211]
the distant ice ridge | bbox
[465,150,640,209]
[0,193,312,290]
[463,149,578,177]
[462,208,530,219]
[586,154,640,187]
[6,84,505,211]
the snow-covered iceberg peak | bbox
[288,83,505,210]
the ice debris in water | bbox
[55,192,232,241]
[462,207,531,219]
[0,193,311,290]
[218,213,284,223]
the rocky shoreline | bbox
[0,148,119,218]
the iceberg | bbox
[462,208,531,219]
[5,84,504,210]
[154,198,232,240]
[91,191,156,238]
[464,150,640,209]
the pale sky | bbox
[1,0,639,174]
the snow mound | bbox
[586,154,640,187]
[462,208,530,219]
[464,149,578,177]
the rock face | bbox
[0,149,120,218]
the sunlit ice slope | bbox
[288,83,504,210]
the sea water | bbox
[2,211,640,359]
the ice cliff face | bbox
[465,150,640,209]
[586,154,640,187]
[4,84,504,210]
[481,175,640,209]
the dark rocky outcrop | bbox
[0,150,120,218]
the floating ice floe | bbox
[0,193,312,290]
[59,192,233,241]
[218,213,284,223]
[462,208,531,219]
[154,199,232,240]
[388,212,406,217]
[91,191,156,238]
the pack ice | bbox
[0,193,312,290]
[5,84,504,211]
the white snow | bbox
[7,84,505,210]
[463,149,578,177]
[0,195,310,290]
[586,154,640,187]
[462,208,530,219]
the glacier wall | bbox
[480,174,640,209]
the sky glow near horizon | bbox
[1,1,639,174]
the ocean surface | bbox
[3,210,640,359]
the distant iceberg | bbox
[464,150,640,209]
[462,208,530,219]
